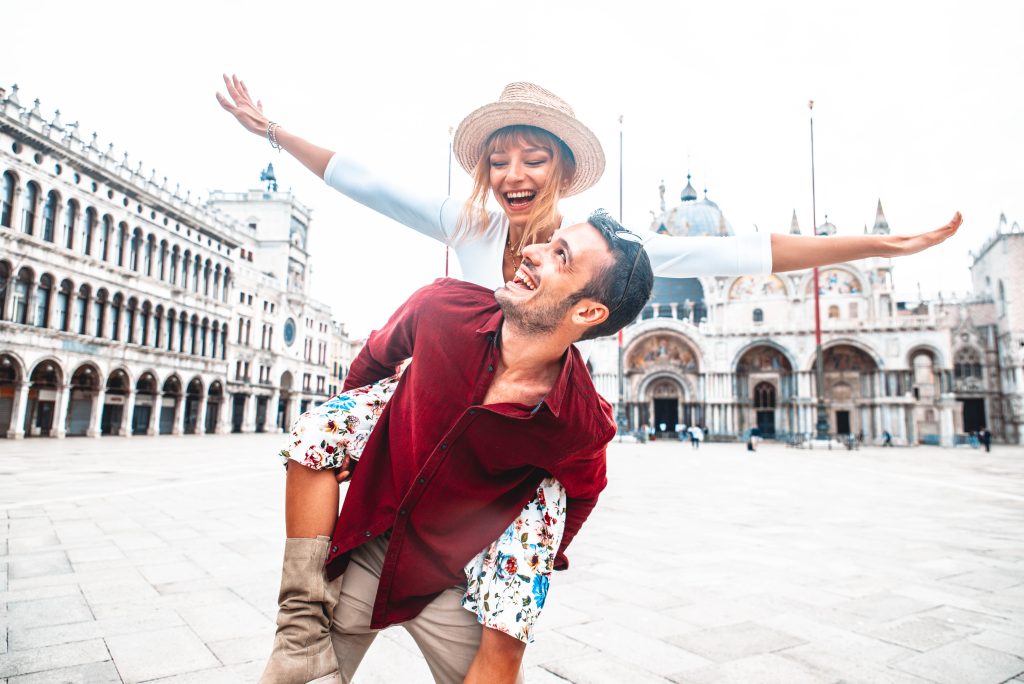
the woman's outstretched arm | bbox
[216,74,334,179]
[770,212,962,273]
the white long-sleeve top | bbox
[324,154,772,292]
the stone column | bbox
[287,395,302,432]
[119,389,136,437]
[215,395,232,434]
[242,393,257,433]
[86,387,106,438]
[6,381,29,439]
[171,394,185,435]
[146,394,160,435]
[939,395,956,447]
[194,392,209,435]
[53,383,69,439]
[265,389,280,433]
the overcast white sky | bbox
[3,1,1021,335]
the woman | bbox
[217,75,961,684]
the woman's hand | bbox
[215,73,269,137]
[882,211,963,257]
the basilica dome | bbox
[649,174,734,237]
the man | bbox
[323,211,654,683]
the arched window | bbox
[192,255,201,292]
[190,315,199,354]
[954,348,984,380]
[999,280,1007,317]
[222,268,231,303]
[178,311,188,352]
[181,250,191,288]
[1,171,14,227]
[56,279,73,331]
[34,274,53,327]
[125,297,138,343]
[213,264,222,300]
[115,222,128,266]
[22,181,39,235]
[170,245,180,283]
[129,228,143,271]
[0,261,10,319]
[97,214,111,260]
[140,301,152,346]
[158,241,168,281]
[154,305,164,348]
[110,293,124,341]
[64,200,79,250]
[828,305,840,319]
[211,321,219,359]
[201,317,210,356]
[93,289,108,337]
[144,235,155,276]
[41,190,59,242]
[754,381,777,408]
[220,324,228,359]
[73,284,90,335]
[12,268,32,324]
[166,308,176,352]
[752,308,764,323]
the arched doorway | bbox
[160,376,182,434]
[206,381,223,433]
[101,369,131,435]
[133,372,159,435]
[184,378,203,434]
[736,345,794,438]
[753,381,777,436]
[625,333,701,433]
[815,344,880,439]
[25,361,62,437]
[278,371,294,431]
[67,365,101,436]
[0,354,23,437]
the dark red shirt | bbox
[326,279,613,629]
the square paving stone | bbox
[865,615,979,651]
[6,551,71,580]
[546,653,676,684]
[560,619,713,675]
[7,659,121,683]
[944,568,1024,592]
[966,629,1024,657]
[105,625,220,683]
[0,639,110,678]
[6,594,93,630]
[176,598,274,643]
[669,653,833,684]
[667,621,806,662]
[894,639,1024,683]
[834,592,937,622]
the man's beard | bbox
[495,289,575,336]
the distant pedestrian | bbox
[690,425,703,449]
[979,427,991,453]
[675,423,686,441]
[882,430,893,447]
[747,426,761,452]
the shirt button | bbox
[331,546,338,554]
[364,531,372,537]
[399,508,407,516]
[440,442,448,450]
[469,409,477,416]
[487,364,494,372]
[417,477,426,484]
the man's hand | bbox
[334,455,353,484]
[884,211,963,257]
[215,73,269,137]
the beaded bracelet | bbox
[267,121,282,151]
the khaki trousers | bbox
[329,533,525,684]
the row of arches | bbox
[0,260,228,360]
[1,169,232,302]
[0,354,224,437]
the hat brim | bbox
[453,102,605,197]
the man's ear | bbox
[570,299,609,330]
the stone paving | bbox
[0,435,1022,683]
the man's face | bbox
[495,222,612,336]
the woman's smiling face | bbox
[488,138,554,221]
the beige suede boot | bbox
[258,536,343,684]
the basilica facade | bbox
[588,177,1022,445]
[0,85,350,439]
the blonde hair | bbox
[455,125,577,249]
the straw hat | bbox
[453,82,605,197]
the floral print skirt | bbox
[280,378,566,644]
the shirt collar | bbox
[476,310,579,420]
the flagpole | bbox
[809,101,829,441]
[617,114,627,439]
[445,125,452,277]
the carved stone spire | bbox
[871,199,890,235]
[789,209,801,235]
